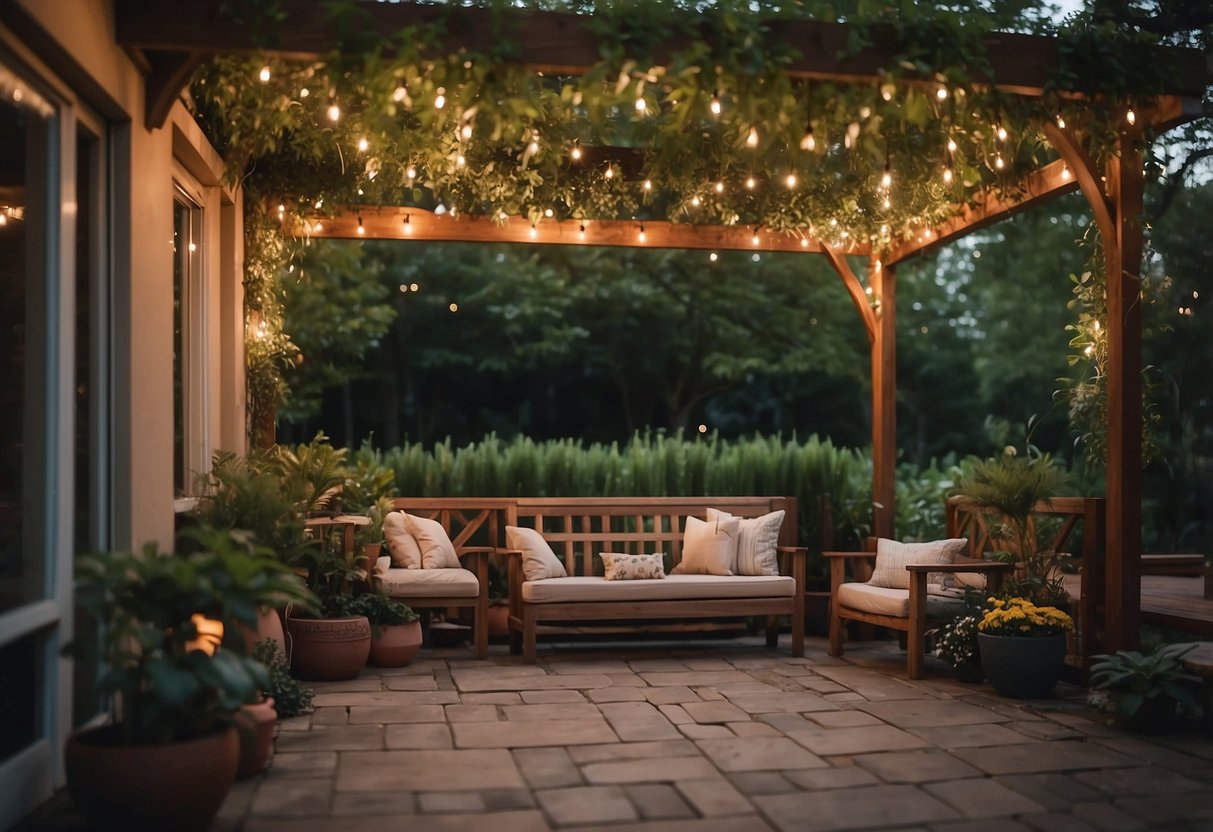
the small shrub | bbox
[252,639,313,718]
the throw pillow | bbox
[599,552,666,580]
[405,513,462,569]
[673,515,739,576]
[506,525,568,581]
[383,510,422,569]
[869,538,968,590]
[706,508,784,576]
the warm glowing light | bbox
[709,92,721,116]
[410,283,418,291]
[449,303,459,312]
[800,237,809,248]
[714,181,724,194]
[1056,114,1066,129]
[751,231,760,246]
[403,214,413,234]
[943,165,954,184]
[800,127,816,152]
[604,166,614,179]
[947,138,958,153]
[880,168,892,189]
[406,166,416,180]
[461,121,473,140]
[698,424,708,434]
[746,126,759,148]
[643,179,652,192]
[188,242,197,252]
[785,173,797,189]
[528,139,539,155]
[529,224,538,239]
[393,86,407,102]
[882,196,891,209]
[1194,291,1200,299]
[300,87,309,98]
[745,176,756,190]
[709,252,718,262]
[357,137,369,153]
[434,89,446,109]
[277,203,285,214]
[570,144,582,161]
[1085,345,1095,355]
[690,195,701,207]
[635,96,647,114]
[456,153,466,167]
[1126,108,1136,126]
[638,225,646,243]
[881,83,895,102]
[259,66,271,83]
[996,124,1008,142]
[544,208,554,217]
[995,154,1005,170]
[186,614,225,656]
[356,218,365,235]
[313,222,323,232]
[936,85,948,100]
[1061,165,1071,181]
[327,103,340,121]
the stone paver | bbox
[385,722,453,749]
[349,704,446,723]
[597,702,683,741]
[789,724,931,756]
[536,786,638,825]
[581,756,721,784]
[453,718,618,748]
[568,740,700,764]
[853,749,983,783]
[249,777,333,817]
[1071,765,1206,797]
[641,671,754,687]
[858,699,1010,728]
[675,779,753,816]
[502,703,601,721]
[994,774,1105,811]
[336,749,526,792]
[755,783,960,832]
[329,791,417,817]
[726,691,837,714]
[512,747,583,789]
[909,724,1033,749]
[624,784,695,819]
[275,725,385,752]
[696,737,828,772]
[927,777,1046,818]
[951,742,1137,776]
[682,701,750,724]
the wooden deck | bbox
[1063,574,1213,636]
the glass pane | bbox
[0,632,41,758]
[0,68,53,614]
[173,201,186,495]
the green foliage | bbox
[275,431,349,514]
[251,639,314,719]
[343,442,399,513]
[66,527,314,746]
[352,592,419,627]
[1088,644,1201,719]
[194,450,311,565]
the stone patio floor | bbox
[22,635,1213,831]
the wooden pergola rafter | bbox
[115,0,1209,656]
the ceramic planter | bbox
[368,620,423,667]
[487,604,510,639]
[287,615,371,680]
[978,632,1067,698]
[235,697,277,777]
[65,725,239,832]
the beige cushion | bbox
[506,525,568,581]
[870,538,967,590]
[600,552,665,580]
[384,511,422,569]
[673,515,738,576]
[406,513,462,569]
[522,574,795,604]
[707,508,783,576]
[378,566,479,598]
[837,581,965,618]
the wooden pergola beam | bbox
[115,0,1207,100]
[885,159,1079,265]
[294,207,870,256]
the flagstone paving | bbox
[17,636,1213,832]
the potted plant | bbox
[1088,644,1200,733]
[354,495,394,581]
[286,544,373,680]
[954,445,1070,606]
[64,526,313,831]
[932,595,990,683]
[356,592,422,666]
[976,596,1074,698]
[252,638,315,719]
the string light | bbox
[461,120,473,141]
[643,179,652,192]
[406,165,416,180]
[544,208,554,217]
[356,216,365,235]
[714,181,724,194]
[1061,164,1071,181]
[936,85,948,100]
[800,123,816,152]
[880,164,892,190]
[259,66,271,83]
[709,252,718,262]
[1126,107,1136,126]
[751,228,760,246]
[709,90,721,116]
[434,88,446,109]
[393,85,407,102]
[882,195,891,209]
[529,223,538,239]
[943,160,954,184]
[1056,113,1066,129]
[403,214,413,235]
[745,175,756,190]
[746,126,759,148]
[800,237,809,248]
[449,303,459,312]
[880,83,895,102]
[996,124,1008,142]
[327,103,340,122]
[604,166,615,180]
[785,172,797,189]
[357,137,369,153]
[635,95,647,114]
[995,153,1005,170]
[690,195,701,207]
[313,221,323,232]
[638,224,646,243]
[299,87,309,98]
[947,138,958,154]
[277,203,285,215]
[570,141,582,161]
[456,153,466,167]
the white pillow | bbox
[383,510,422,569]
[869,538,968,590]
[673,515,739,576]
[600,552,666,581]
[506,525,568,581]
[706,508,784,576]
[405,513,462,569]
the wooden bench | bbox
[373,498,515,659]
[504,497,806,662]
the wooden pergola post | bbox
[1104,127,1145,652]
[871,256,896,540]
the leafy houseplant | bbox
[1088,644,1200,733]
[252,639,314,719]
[976,596,1074,699]
[65,527,313,831]
[355,592,423,667]
[954,446,1070,605]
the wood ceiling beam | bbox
[884,158,1079,265]
[290,207,870,257]
[115,0,1207,100]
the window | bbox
[172,188,206,497]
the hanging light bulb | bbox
[406,165,416,180]
[357,136,369,153]
[544,208,554,217]
[1126,107,1136,126]
[709,90,721,116]
[947,138,958,154]
[800,124,816,152]
[936,85,948,101]
[1056,113,1066,129]
[570,141,582,161]
[403,214,413,234]
[327,103,340,122]
[1061,164,1071,181]
[393,85,407,102]
[996,124,1008,142]
[456,153,466,167]
[995,153,1005,170]
[746,126,759,148]
[313,221,323,233]
[880,82,895,102]
[751,229,760,246]
[529,223,538,240]
[942,161,954,184]
[604,166,615,180]
[259,65,271,83]
[800,237,809,248]
[638,224,646,243]
[880,164,892,190]
[356,216,365,235]
[299,87,309,98]
[745,175,756,190]
[882,195,891,209]
[690,195,701,207]
[643,179,652,192]
[635,95,647,114]
[461,120,473,140]
[277,203,285,215]
[785,172,797,188]
[709,252,718,262]
[434,88,446,109]
[714,181,724,194]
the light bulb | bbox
[529,224,538,239]
[882,195,891,209]
[406,165,416,180]
[356,218,365,235]
[745,176,756,190]
[434,89,446,109]
[604,166,614,180]
[942,165,954,184]
[880,168,892,189]
[714,181,724,194]
[635,96,647,114]
[785,173,797,189]
[1126,108,1136,126]
[449,303,458,312]
[393,86,406,102]
[996,124,1008,142]
[1061,165,1071,181]
[299,87,309,98]
[456,153,465,167]
[277,203,285,214]
[461,121,473,140]
[1056,113,1066,129]
[947,138,958,153]
[690,195,701,207]
[570,145,582,161]
[751,231,760,246]
[403,215,413,234]
[544,208,554,217]
[800,127,816,152]
[936,85,948,100]
[709,252,718,262]
[746,126,759,148]
[313,221,323,232]
[638,225,646,243]
[643,179,652,192]
[327,103,340,121]
[881,83,895,102]
[995,153,1005,170]
[528,140,539,155]
[259,66,271,83]
[357,137,368,153]
[800,237,809,248]
[710,91,721,116]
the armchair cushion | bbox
[384,511,423,569]
[870,538,967,590]
[506,525,568,581]
[522,574,795,604]
[406,513,462,569]
[379,565,480,598]
[706,508,784,576]
[837,581,965,618]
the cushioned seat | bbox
[836,581,964,618]
[522,574,796,604]
[378,566,480,598]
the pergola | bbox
[115,0,1207,654]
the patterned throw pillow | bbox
[383,511,422,569]
[672,515,739,576]
[869,538,968,590]
[706,508,784,576]
[506,525,568,581]
[599,552,666,580]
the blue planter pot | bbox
[977,633,1067,699]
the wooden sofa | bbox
[826,539,1009,679]
[504,497,806,662]
[371,498,515,659]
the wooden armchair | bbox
[826,542,1009,679]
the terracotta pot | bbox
[65,725,239,832]
[487,605,510,639]
[232,606,287,656]
[235,697,277,777]
[287,615,371,680]
[978,633,1066,698]
[368,620,424,666]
